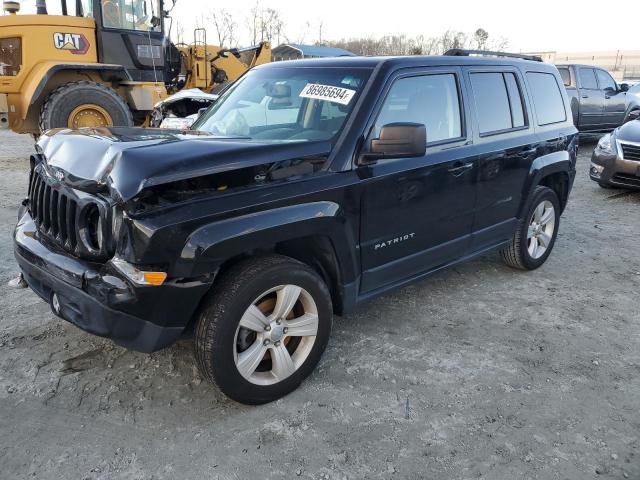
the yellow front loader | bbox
[0,0,270,134]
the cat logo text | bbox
[53,33,90,55]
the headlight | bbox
[78,203,103,253]
[596,133,614,154]
[111,257,167,286]
[112,206,123,238]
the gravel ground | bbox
[0,130,638,480]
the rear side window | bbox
[596,70,616,91]
[470,72,527,135]
[374,73,462,144]
[526,72,567,126]
[578,68,598,89]
[558,68,571,86]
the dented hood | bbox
[37,127,331,202]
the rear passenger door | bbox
[464,67,537,251]
[359,68,477,293]
[577,67,605,130]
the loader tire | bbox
[39,80,133,132]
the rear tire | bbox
[501,186,560,270]
[194,254,332,404]
[39,80,133,132]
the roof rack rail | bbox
[443,49,544,63]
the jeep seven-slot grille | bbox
[620,142,640,162]
[28,168,79,253]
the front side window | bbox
[194,67,370,142]
[0,37,21,77]
[579,68,598,89]
[470,72,526,135]
[596,70,617,91]
[526,72,567,126]
[101,0,161,32]
[373,74,462,144]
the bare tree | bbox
[291,21,311,44]
[172,19,185,44]
[245,3,285,45]
[487,35,510,51]
[209,9,237,47]
[246,2,260,45]
[260,8,285,45]
[474,28,489,49]
[326,28,508,57]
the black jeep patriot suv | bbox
[14,52,578,404]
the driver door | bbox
[359,69,478,293]
[596,69,627,127]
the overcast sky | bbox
[14,0,637,52]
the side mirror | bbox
[361,123,426,163]
[197,107,208,118]
[619,83,629,92]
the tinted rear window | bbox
[470,73,513,133]
[558,68,571,86]
[579,68,598,89]
[526,72,567,126]
[470,72,527,134]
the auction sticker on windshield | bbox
[300,83,356,105]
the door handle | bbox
[581,95,589,98]
[448,162,474,177]
[605,95,611,99]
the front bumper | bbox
[14,209,212,352]
[590,145,640,189]
[0,93,8,129]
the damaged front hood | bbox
[37,127,331,202]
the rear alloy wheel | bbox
[195,255,332,404]
[526,200,556,260]
[501,186,560,270]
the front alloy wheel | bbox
[235,285,319,385]
[195,255,332,404]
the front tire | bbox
[501,186,560,270]
[39,80,133,132]
[194,254,332,404]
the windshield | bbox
[101,0,161,32]
[193,67,371,142]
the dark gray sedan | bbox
[591,120,640,189]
